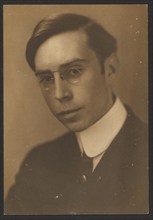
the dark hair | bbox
[26,13,117,71]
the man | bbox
[5,13,148,215]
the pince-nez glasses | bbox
[36,66,84,86]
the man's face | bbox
[35,30,113,132]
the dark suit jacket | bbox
[5,108,148,215]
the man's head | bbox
[26,13,118,132]
[26,13,117,72]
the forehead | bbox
[34,30,96,70]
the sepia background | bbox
[4,4,148,199]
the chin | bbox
[63,121,91,132]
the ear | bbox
[103,53,119,83]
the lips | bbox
[58,107,82,118]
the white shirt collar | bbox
[76,97,127,158]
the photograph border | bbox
[1,0,153,219]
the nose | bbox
[54,74,72,102]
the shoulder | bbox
[27,132,75,155]
[21,132,78,169]
[126,105,147,128]
[120,105,148,160]
[124,107,148,208]
[19,133,78,176]
[122,105,147,143]
[4,133,78,215]
[118,106,148,188]
[9,132,79,193]
[107,105,148,186]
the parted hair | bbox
[26,13,117,71]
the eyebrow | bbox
[35,58,87,76]
[60,58,87,68]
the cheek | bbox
[78,79,109,117]
[41,88,57,111]
[77,76,106,102]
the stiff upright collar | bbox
[76,97,127,158]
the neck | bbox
[94,91,115,126]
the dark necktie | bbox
[80,153,93,181]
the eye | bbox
[68,67,83,78]
[39,74,54,83]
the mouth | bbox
[58,108,83,118]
